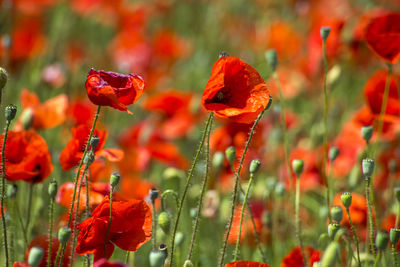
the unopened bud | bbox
[249,159,261,174]
[84,151,95,166]
[376,230,389,250]
[362,158,375,179]
[149,245,167,267]
[58,227,72,244]
[28,246,44,267]
[361,126,373,143]
[328,223,340,239]
[90,135,100,150]
[225,146,236,165]
[110,173,120,187]
[321,241,340,267]
[328,147,339,162]
[320,26,331,41]
[5,104,17,121]
[390,228,400,246]
[265,49,278,71]
[292,159,304,178]
[330,206,343,223]
[341,192,352,209]
[212,152,225,170]
[158,211,171,235]
[149,188,159,203]
[48,180,58,200]
[183,260,194,267]
[174,232,185,247]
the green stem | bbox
[1,120,10,267]
[169,113,213,267]
[84,170,90,218]
[233,173,255,261]
[187,116,213,261]
[47,198,54,267]
[26,183,33,239]
[219,106,269,267]
[374,251,381,267]
[152,199,157,250]
[54,245,61,267]
[366,178,376,257]
[346,207,362,267]
[104,185,114,258]
[394,244,399,267]
[161,190,179,210]
[295,177,306,265]
[125,251,130,264]
[14,199,28,248]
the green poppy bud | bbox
[90,135,100,150]
[390,228,400,246]
[175,231,185,247]
[328,147,339,162]
[212,152,225,170]
[292,159,304,178]
[321,241,340,267]
[58,227,72,244]
[110,173,121,187]
[328,223,340,239]
[183,260,194,267]
[320,26,331,41]
[341,192,352,209]
[5,104,17,122]
[225,146,236,166]
[362,158,375,179]
[158,211,171,235]
[28,246,44,267]
[330,206,343,223]
[318,233,330,250]
[265,49,278,71]
[376,230,389,250]
[275,182,285,197]
[149,244,168,267]
[48,180,58,200]
[249,159,261,175]
[361,126,373,143]
[84,151,95,166]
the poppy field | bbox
[1,0,400,266]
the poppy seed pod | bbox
[361,126,373,143]
[110,173,121,187]
[5,104,17,122]
[149,245,168,267]
[0,67,8,91]
[390,228,400,245]
[328,147,339,162]
[328,223,340,239]
[90,135,100,150]
[84,151,95,166]
[320,26,331,41]
[158,211,171,235]
[265,49,278,71]
[362,158,375,179]
[7,184,17,199]
[330,206,343,223]
[321,241,340,267]
[395,187,400,202]
[28,246,44,267]
[341,192,352,209]
[249,159,261,175]
[225,146,236,166]
[376,230,389,250]
[292,159,304,178]
[48,180,58,200]
[58,227,72,244]
[150,188,159,202]
[219,51,230,58]
[212,152,225,170]
[174,231,185,247]
[183,260,194,267]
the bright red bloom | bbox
[0,130,53,183]
[76,196,152,261]
[281,246,320,267]
[202,56,270,124]
[365,12,400,64]
[26,235,71,267]
[225,261,270,267]
[85,69,145,113]
[59,124,107,171]
[93,259,130,267]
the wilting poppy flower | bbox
[85,69,145,114]
[59,124,107,171]
[202,56,270,124]
[93,259,130,267]
[365,12,400,64]
[225,261,270,267]
[76,195,152,261]
[26,235,71,267]
[281,246,320,267]
[0,130,53,183]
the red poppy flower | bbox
[59,124,107,171]
[76,195,152,261]
[93,259,130,267]
[26,235,71,267]
[202,56,270,124]
[57,182,105,212]
[0,130,53,183]
[225,261,270,267]
[281,246,320,267]
[365,12,400,64]
[85,69,145,114]
[67,97,96,126]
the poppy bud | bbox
[362,158,375,179]
[318,233,330,250]
[163,167,185,181]
[0,67,8,91]
[341,192,352,209]
[361,125,373,143]
[265,49,278,71]
[249,159,261,175]
[390,228,400,245]
[328,147,339,162]
[183,260,194,267]
[48,180,58,200]
[174,231,185,247]
[28,246,44,267]
[20,108,33,130]
[330,206,343,223]
[84,151,95,166]
[395,187,400,202]
[110,173,120,187]
[212,152,225,170]
[149,188,159,203]
[158,211,171,235]
[328,223,340,239]
[320,26,331,41]
[58,227,72,244]
[90,135,100,150]
[292,159,304,178]
[321,241,340,267]
[190,208,198,220]
[225,146,236,166]
[376,230,389,250]
[219,52,230,58]
[7,184,17,199]
[5,104,17,122]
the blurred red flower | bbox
[0,130,53,183]
[202,56,270,124]
[76,195,152,261]
[85,69,145,114]
[67,98,96,126]
[365,12,400,64]
[93,259,130,267]
[225,261,270,267]
[281,246,320,267]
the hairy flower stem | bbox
[233,173,255,261]
[374,251,381,267]
[1,119,10,267]
[187,116,213,261]
[295,177,306,265]
[48,196,55,267]
[104,185,114,258]
[322,40,332,222]
[366,178,376,257]
[393,244,399,267]
[152,198,157,250]
[161,190,179,210]
[219,105,269,267]
[169,113,213,267]
[54,246,62,267]
[346,207,362,267]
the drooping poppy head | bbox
[76,195,152,261]
[225,261,270,267]
[85,69,145,113]
[281,246,321,267]
[365,12,400,64]
[202,55,271,124]
[0,130,53,183]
